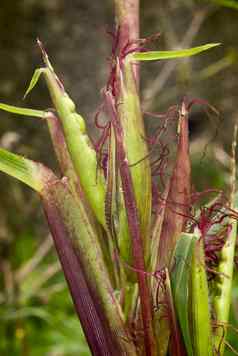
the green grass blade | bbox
[132,43,221,61]
[23,68,44,99]
[171,233,197,355]
[0,103,46,118]
[0,148,54,192]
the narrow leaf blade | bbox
[0,103,46,118]
[132,43,221,61]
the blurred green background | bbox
[0,0,238,355]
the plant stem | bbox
[114,0,140,84]
[105,91,156,356]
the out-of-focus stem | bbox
[15,235,53,283]
[143,9,209,110]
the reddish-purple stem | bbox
[42,192,122,356]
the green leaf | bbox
[23,68,44,99]
[0,148,54,192]
[190,237,213,356]
[132,43,221,61]
[0,103,46,118]
[164,269,185,355]
[211,0,238,9]
[171,233,197,355]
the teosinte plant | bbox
[0,1,237,355]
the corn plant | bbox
[0,1,237,355]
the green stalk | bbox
[113,0,152,271]
[105,91,156,356]
[117,59,152,265]
[171,232,213,356]
[213,125,238,355]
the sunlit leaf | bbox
[132,43,220,61]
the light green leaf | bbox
[23,68,44,99]
[132,43,221,61]
[0,103,46,118]
[0,148,54,192]
[190,237,213,356]
[171,233,197,355]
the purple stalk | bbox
[42,191,124,356]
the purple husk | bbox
[156,100,191,271]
